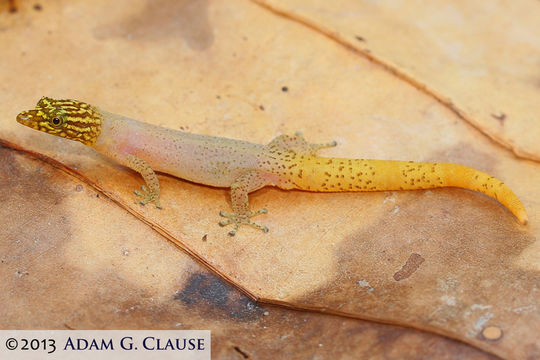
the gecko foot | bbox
[134,185,162,209]
[293,131,337,154]
[295,131,337,150]
[218,208,269,236]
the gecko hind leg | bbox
[295,131,337,154]
[218,170,271,236]
[269,131,337,156]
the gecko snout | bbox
[16,110,40,128]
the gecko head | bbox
[16,97,103,145]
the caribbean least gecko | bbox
[16,97,528,235]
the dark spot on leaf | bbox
[234,346,249,358]
[394,253,425,281]
[491,112,506,125]
[174,273,264,321]
[8,0,17,12]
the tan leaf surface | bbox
[252,0,540,161]
[0,0,538,359]
[0,146,497,360]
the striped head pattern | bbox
[16,97,103,145]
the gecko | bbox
[16,97,528,235]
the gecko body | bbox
[17,97,528,235]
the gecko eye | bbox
[51,116,63,127]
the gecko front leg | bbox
[219,170,271,236]
[124,154,162,209]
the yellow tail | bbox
[294,156,527,224]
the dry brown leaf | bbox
[0,146,498,359]
[1,0,539,359]
[252,0,540,161]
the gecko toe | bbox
[134,185,161,209]
[218,208,269,235]
[219,219,232,227]
[252,208,268,216]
